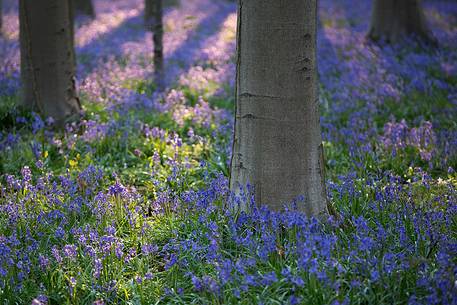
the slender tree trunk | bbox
[19,0,81,125]
[230,0,327,216]
[72,0,95,19]
[146,0,164,91]
[368,0,436,45]
[69,0,77,88]
[145,0,154,29]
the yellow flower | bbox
[69,159,78,168]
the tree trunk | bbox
[19,0,81,125]
[145,0,154,29]
[72,0,95,19]
[368,0,436,45]
[147,0,164,91]
[229,0,327,216]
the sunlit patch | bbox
[77,9,140,48]
[1,12,19,40]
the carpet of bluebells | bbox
[0,0,456,304]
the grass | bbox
[0,71,455,303]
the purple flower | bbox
[55,227,65,239]
[108,181,126,196]
[105,225,116,236]
[31,113,45,134]
[31,295,48,305]
[52,246,62,263]
[289,295,302,305]
[261,271,278,286]
[63,244,78,259]
[191,275,203,291]
[141,244,158,256]
[94,258,103,279]
[202,275,219,293]
[144,272,154,280]
[291,276,305,287]
[38,255,50,270]
[135,275,142,284]
[165,254,178,270]
[370,270,380,282]
[21,166,32,184]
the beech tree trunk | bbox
[230,0,327,216]
[368,0,436,44]
[145,0,164,90]
[72,0,95,19]
[19,0,81,125]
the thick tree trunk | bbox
[72,0,95,19]
[368,0,436,45]
[146,0,164,90]
[19,0,81,125]
[230,0,327,216]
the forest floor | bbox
[0,0,456,304]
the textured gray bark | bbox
[146,0,164,90]
[230,0,327,216]
[368,0,436,44]
[72,0,95,19]
[19,0,81,125]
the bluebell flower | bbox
[261,271,278,286]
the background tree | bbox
[19,0,81,125]
[145,0,154,29]
[145,0,164,90]
[368,0,436,44]
[230,0,327,215]
[72,0,96,19]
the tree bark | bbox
[72,0,95,19]
[230,0,327,216]
[145,0,154,29]
[368,0,436,45]
[146,0,164,91]
[19,0,81,125]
